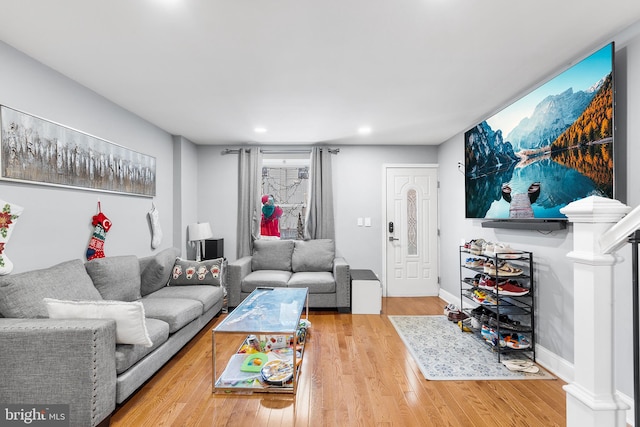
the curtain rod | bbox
[221,148,340,155]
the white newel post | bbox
[560,196,631,427]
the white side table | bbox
[351,269,382,314]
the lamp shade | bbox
[188,222,213,242]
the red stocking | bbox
[87,204,112,261]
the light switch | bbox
[364,217,371,227]
[357,217,363,226]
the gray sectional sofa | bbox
[0,248,224,427]
[227,239,350,312]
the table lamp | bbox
[188,222,213,261]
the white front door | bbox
[385,166,439,296]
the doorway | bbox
[384,165,439,296]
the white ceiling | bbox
[1,1,640,146]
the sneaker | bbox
[496,261,523,276]
[472,289,497,305]
[502,333,531,349]
[469,239,486,255]
[483,242,496,257]
[496,280,529,296]
[481,325,505,347]
[478,275,496,291]
[465,258,484,268]
[443,303,458,317]
[485,261,523,276]
[449,311,468,322]
[494,243,523,258]
[483,260,496,274]
[487,315,530,332]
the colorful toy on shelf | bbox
[241,353,269,372]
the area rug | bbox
[388,315,555,381]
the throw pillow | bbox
[85,255,142,301]
[44,298,153,347]
[251,240,294,271]
[138,248,180,296]
[292,239,335,272]
[0,259,102,318]
[168,257,224,286]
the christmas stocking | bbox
[0,199,23,275]
[87,204,112,261]
[147,203,162,249]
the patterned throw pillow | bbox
[168,257,224,286]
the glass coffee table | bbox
[212,287,309,394]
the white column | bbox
[560,196,631,427]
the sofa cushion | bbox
[251,240,294,271]
[115,318,169,374]
[140,297,202,333]
[43,298,153,346]
[0,259,102,318]
[241,270,292,293]
[145,285,223,313]
[139,248,180,296]
[85,255,141,301]
[168,258,224,286]
[292,239,335,272]
[288,272,336,293]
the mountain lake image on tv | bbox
[465,43,614,220]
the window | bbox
[261,154,310,240]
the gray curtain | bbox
[304,147,335,240]
[237,148,262,257]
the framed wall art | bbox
[0,105,156,197]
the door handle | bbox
[389,237,399,242]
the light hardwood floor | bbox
[111,297,566,426]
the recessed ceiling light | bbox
[358,126,372,135]
[254,127,267,134]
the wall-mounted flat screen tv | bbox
[464,43,614,220]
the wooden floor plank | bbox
[111,297,566,426]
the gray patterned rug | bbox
[388,315,555,381]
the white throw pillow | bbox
[43,298,153,347]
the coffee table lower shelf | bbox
[213,335,305,394]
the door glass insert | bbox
[407,189,417,255]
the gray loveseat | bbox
[227,239,350,312]
[0,248,224,427]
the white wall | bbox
[0,41,177,273]
[173,136,200,259]
[196,144,438,277]
[437,26,640,401]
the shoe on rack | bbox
[465,258,484,268]
[483,242,496,257]
[494,243,523,259]
[469,239,486,255]
[483,260,496,274]
[485,261,523,276]
[473,289,497,305]
[478,275,496,291]
[458,317,472,332]
[487,315,530,332]
[496,280,529,296]
[502,333,531,349]
[495,261,523,276]
[481,325,505,347]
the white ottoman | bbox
[351,269,382,314]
